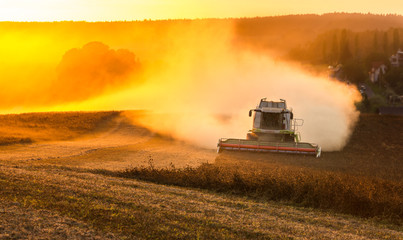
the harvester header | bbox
[217,98,321,157]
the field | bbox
[0,111,402,239]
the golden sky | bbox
[1,0,402,21]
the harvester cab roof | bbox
[259,98,286,108]
[249,98,290,114]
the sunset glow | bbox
[1,0,403,22]
[0,1,402,237]
[0,1,398,149]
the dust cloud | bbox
[0,21,361,151]
[50,42,141,102]
[0,41,141,110]
[117,22,361,151]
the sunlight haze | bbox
[1,0,403,21]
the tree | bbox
[343,59,366,84]
[339,29,352,63]
[385,67,403,95]
[383,32,388,54]
[322,41,327,62]
[354,35,360,58]
[373,31,378,49]
[393,28,400,51]
[331,33,338,63]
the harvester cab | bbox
[217,98,321,157]
[247,98,300,143]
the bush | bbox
[385,67,403,95]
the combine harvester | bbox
[217,98,321,157]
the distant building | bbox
[390,49,403,67]
[369,62,387,83]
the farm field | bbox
[0,111,402,239]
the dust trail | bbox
[117,22,361,151]
[0,41,141,109]
[50,41,141,102]
[0,21,360,151]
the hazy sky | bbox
[1,0,403,21]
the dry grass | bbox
[0,200,117,239]
[0,163,401,239]
[118,160,403,225]
[0,111,119,145]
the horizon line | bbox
[1,12,403,23]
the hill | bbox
[235,13,403,54]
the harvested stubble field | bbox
[0,111,402,239]
[0,111,120,145]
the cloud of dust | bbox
[118,21,361,151]
[50,41,141,102]
[0,21,361,151]
[0,41,141,109]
